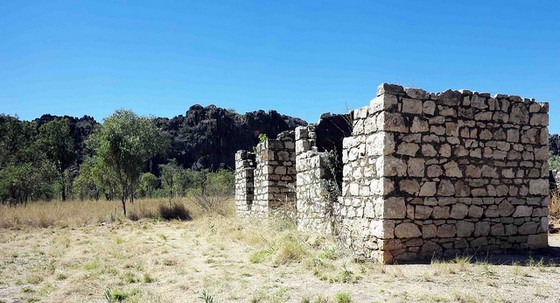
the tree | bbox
[88,110,169,215]
[0,115,58,204]
[139,172,159,198]
[37,118,76,200]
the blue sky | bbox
[1,1,559,133]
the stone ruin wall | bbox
[295,126,337,234]
[235,131,297,217]
[235,83,550,263]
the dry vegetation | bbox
[551,193,560,223]
[1,198,560,303]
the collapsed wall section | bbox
[235,150,256,216]
[295,115,352,234]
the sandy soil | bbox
[1,218,560,303]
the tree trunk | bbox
[121,196,127,217]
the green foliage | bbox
[86,110,169,214]
[199,290,215,303]
[104,288,138,303]
[258,133,268,142]
[37,118,76,200]
[0,115,58,204]
[334,292,352,303]
[139,172,160,198]
[159,161,234,198]
[549,153,560,171]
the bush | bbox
[158,202,191,221]
[550,154,560,171]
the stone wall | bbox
[295,125,336,234]
[235,150,255,216]
[337,84,550,263]
[235,83,550,263]
[249,131,297,216]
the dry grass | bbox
[551,193,560,220]
[1,198,559,302]
[0,196,233,229]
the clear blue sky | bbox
[1,1,559,133]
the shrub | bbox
[334,292,352,303]
[158,202,192,221]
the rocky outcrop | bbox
[32,106,307,173]
[152,105,307,171]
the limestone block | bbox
[427,165,443,178]
[437,224,456,238]
[415,205,432,219]
[384,197,406,219]
[377,83,404,96]
[383,112,408,133]
[422,144,437,157]
[437,180,455,196]
[474,222,491,237]
[456,221,475,237]
[530,113,548,126]
[443,161,462,177]
[419,182,437,196]
[394,222,422,238]
[370,94,398,112]
[490,223,505,236]
[518,222,539,235]
[513,206,533,217]
[527,233,548,249]
[529,179,548,195]
[432,206,450,219]
[450,203,469,219]
[381,156,407,177]
[402,98,423,114]
[420,241,443,257]
[399,179,420,195]
[439,144,451,157]
[423,101,436,115]
[498,200,515,216]
[408,158,425,177]
[397,142,420,157]
[422,224,437,239]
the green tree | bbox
[139,172,159,198]
[88,110,169,215]
[37,118,76,200]
[0,115,58,204]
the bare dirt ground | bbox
[1,216,560,303]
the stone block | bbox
[394,222,422,238]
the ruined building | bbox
[235,83,550,263]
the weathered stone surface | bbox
[437,180,455,196]
[529,179,549,195]
[450,203,469,219]
[444,161,463,177]
[457,221,475,237]
[419,182,437,196]
[395,222,422,238]
[400,180,420,195]
[384,197,406,219]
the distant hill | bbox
[33,105,307,173]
